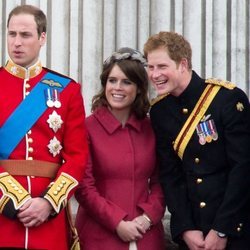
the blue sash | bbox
[0,72,71,159]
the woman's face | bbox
[105,64,138,113]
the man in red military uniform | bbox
[0,4,88,249]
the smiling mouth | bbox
[155,80,167,86]
[112,94,125,99]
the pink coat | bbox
[75,107,165,250]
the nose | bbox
[14,35,22,47]
[114,81,122,90]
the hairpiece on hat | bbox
[104,47,147,67]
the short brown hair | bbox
[7,4,47,37]
[92,47,150,119]
[144,31,192,69]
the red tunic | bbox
[0,61,88,249]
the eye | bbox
[21,32,32,38]
[123,79,132,85]
[147,65,154,71]
[107,77,116,84]
[8,31,16,37]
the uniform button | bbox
[196,178,203,184]
[28,138,33,143]
[237,227,241,232]
[28,130,32,135]
[25,83,31,88]
[195,158,200,164]
[200,202,206,208]
[27,156,33,160]
[182,108,188,114]
[28,147,34,153]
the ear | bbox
[179,58,189,72]
[39,32,46,46]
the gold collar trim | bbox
[4,60,43,79]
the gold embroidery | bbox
[0,172,31,209]
[205,78,236,90]
[150,93,169,106]
[44,172,78,213]
[5,60,42,79]
[236,102,244,111]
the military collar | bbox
[178,71,205,101]
[93,106,142,134]
[4,60,43,79]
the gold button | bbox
[28,138,33,143]
[237,227,241,232]
[28,147,34,153]
[53,191,58,195]
[27,156,33,160]
[182,108,188,114]
[18,190,23,194]
[200,202,206,208]
[28,130,32,135]
[196,178,203,184]
[25,83,30,88]
[195,158,200,164]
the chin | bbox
[156,88,169,96]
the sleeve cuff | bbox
[44,172,78,213]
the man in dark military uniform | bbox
[144,31,250,250]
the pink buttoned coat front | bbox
[75,106,165,250]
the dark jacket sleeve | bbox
[212,88,250,237]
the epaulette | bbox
[205,78,236,90]
[150,93,169,106]
[43,67,76,83]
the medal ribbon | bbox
[173,84,221,159]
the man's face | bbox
[147,47,184,96]
[7,13,46,68]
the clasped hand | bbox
[116,214,151,242]
[17,197,53,228]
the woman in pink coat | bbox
[75,47,166,250]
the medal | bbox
[45,88,54,107]
[196,124,206,145]
[53,89,61,108]
[208,119,218,141]
[199,136,206,145]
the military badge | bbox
[236,102,244,112]
[47,110,63,133]
[10,66,18,75]
[196,117,218,145]
[48,136,63,157]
